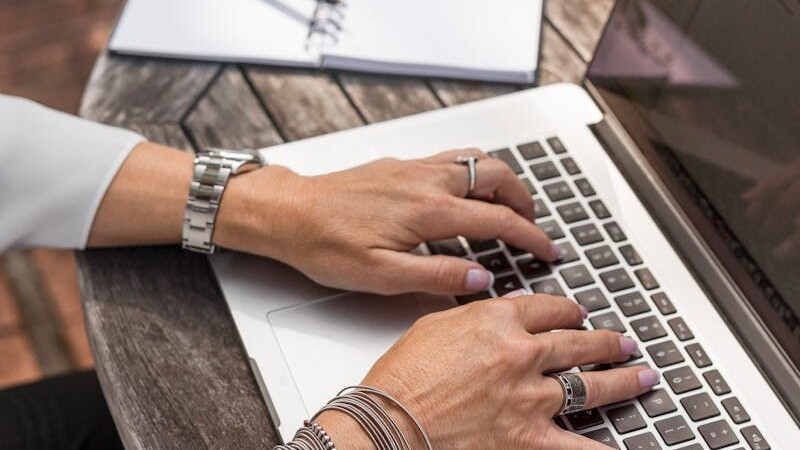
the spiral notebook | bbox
[109,0,544,83]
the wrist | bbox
[315,410,376,450]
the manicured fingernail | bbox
[548,243,563,262]
[502,288,528,298]
[620,336,638,355]
[773,239,795,259]
[465,268,494,291]
[578,305,588,319]
[638,369,660,388]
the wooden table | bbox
[77,2,614,449]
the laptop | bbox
[210,0,800,448]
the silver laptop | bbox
[211,1,800,448]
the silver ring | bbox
[548,372,587,415]
[455,156,478,196]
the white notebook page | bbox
[324,0,542,81]
[109,0,319,66]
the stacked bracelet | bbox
[274,385,432,450]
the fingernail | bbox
[502,288,528,298]
[578,305,589,319]
[638,369,660,388]
[773,239,795,260]
[619,336,638,355]
[548,243,563,262]
[465,268,494,291]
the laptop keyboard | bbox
[425,137,769,450]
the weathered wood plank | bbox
[537,22,588,85]
[80,53,220,125]
[125,122,194,153]
[78,247,278,450]
[545,0,615,63]
[245,67,364,141]
[183,66,283,150]
[429,80,518,107]
[338,73,441,123]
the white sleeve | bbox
[0,95,145,252]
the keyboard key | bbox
[553,416,567,430]
[740,425,769,450]
[655,415,695,445]
[553,242,579,264]
[631,316,667,341]
[521,177,536,194]
[676,445,703,450]
[665,366,702,394]
[467,238,499,253]
[721,397,750,424]
[489,148,523,174]
[704,370,731,396]
[494,274,524,296]
[575,288,610,312]
[561,157,581,175]
[547,136,568,154]
[604,221,627,242]
[647,340,684,367]
[456,291,490,304]
[543,181,575,202]
[615,292,651,316]
[517,141,546,160]
[600,268,635,292]
[557,202,590,223]
[607,404,647,434]
[574,178,596,196]
[538,220,565,240]
[530,278,566,296]
[506,245,527,256]
[682,392,720,422]
[668,317,694,341]
[585,245,619,269]
[651,293,676,315]
[698,419,739,449]
[571,223,604,246]
[638,389,677,417]
[565,408,603,430]
[530,160,561,181]
[534,197,551,218]
[478,252,512,274]
[623,432,662,450]
[686,343,712,368]
[517,257,551,279]
[619,244,643,266]
[583,428,619,448]
[427,238,466,256]
[589,199,611,219]
[591,311,627,332]
[635,268,659,290]
[560,264,594,289]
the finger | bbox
[421,199,560,261]
[442,158,535,221]
[419,148,487,164]
[505,294,586,334]
[537,330,638,371]
[543,428,613,450]
[370,250,494,295]
[540,367,659,418]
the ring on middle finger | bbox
[455,155,478,197]
[548,372,587,415]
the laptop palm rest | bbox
[267,291,454,415]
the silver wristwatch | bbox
[182,148,265,254]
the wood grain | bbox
[545,0,615,62]
[183,66,283,150]
[338,73,441,123]
[245,67,364,140]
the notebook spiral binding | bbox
[306,0,347,50]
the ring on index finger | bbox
[548,372,587,415]
[455,155,478,197]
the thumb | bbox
[373,250,494,295]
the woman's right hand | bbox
[318,292,659,450]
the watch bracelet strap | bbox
[182,155,233,254]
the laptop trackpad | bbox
[268,292,454,415]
